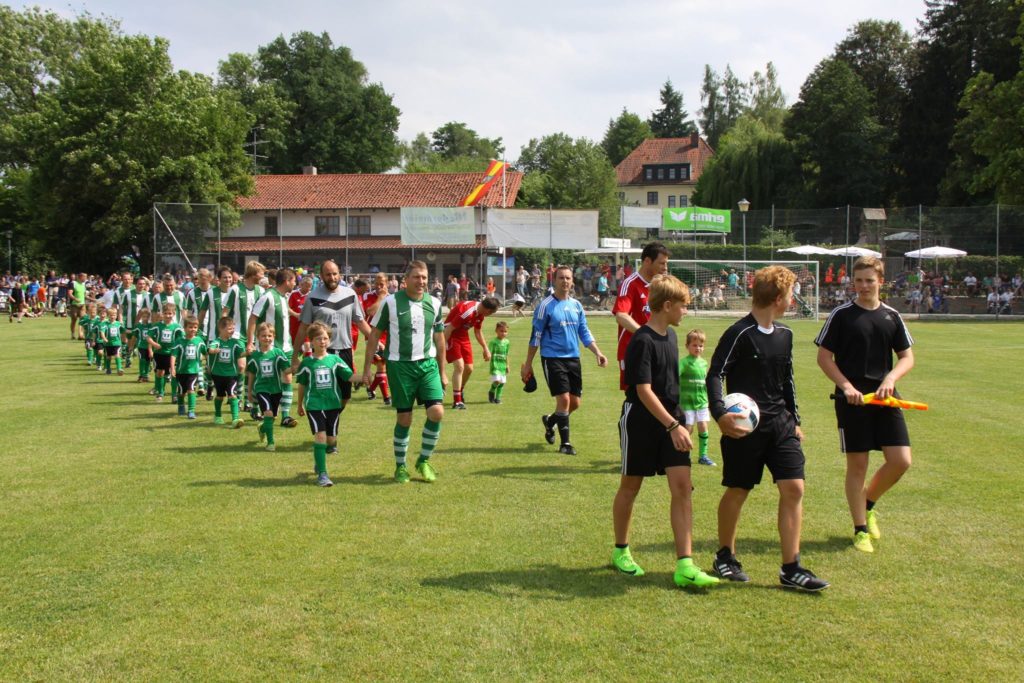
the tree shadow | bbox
[633,536,852,557]
[189,472,316,488]
[473,461,621,480]
[341,473,395,487]
[443,445,551,455]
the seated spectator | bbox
[963,272,977,297]
[987,288,999,314]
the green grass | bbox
[1,314,1023,681]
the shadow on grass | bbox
[633,535,852,557]
[443,445,553,455]
[189,472,316,488]
[472,461,621,480]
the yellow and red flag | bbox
[461,160,506,207]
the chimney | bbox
[302,165,318,175]
[690,132,699,147]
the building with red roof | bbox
[615,133,714,210]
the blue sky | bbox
[15,0,927,161]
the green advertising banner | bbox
[662,206,731,233]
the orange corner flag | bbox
[461,160,506,207]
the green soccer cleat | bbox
[866,509,881,539]
[416,457,437,482]
[213,416,224,425]
[394,463,411,484]
[674,558,720,588]
[231,419,245,429]
[853,531,874,553]
[611,547,645,577]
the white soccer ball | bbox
[723,393,760,435]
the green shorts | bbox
[387,358,444,411]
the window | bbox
[347,215,371,236]
[680,165,690,180]
[646,192,659,206]
[314,216,340,236]
[645,168,653,180]
[264,216,278,237]
[679,195,688,207]
[668,195,676,208]
[657,168,664,180]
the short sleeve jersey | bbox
[246,347,291,394]
[96,319,110,344]
[153,322,184,356]
[132,321,155,347]
[814,301,913,393]
[299,283,363,350]
[174,336,207,374]
[80,315,93,337]
[294,354,353,410]
[612,272,651,362]
[250,288,293,352]
[445,301,486,341]
[208,337,246,377]
[225,283,264,339]
[624,326,683,418]
[104,320,124,347]
[152,291,186,325]
[530,295,594,358]
[372,291,444,362]
[488,338,510,375]
[678,355,709,410]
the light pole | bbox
[4,230,11,273]
[737,198,750,262]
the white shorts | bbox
[684,407,711,425]
[489,373,507,384]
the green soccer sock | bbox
[155,375,165,395]
[280,383,292,419]
[115,356,123,373]
[214,398,223,418]
[699,431,709,457]
[178,394,185,408]
[187,393,196,412]
[394,424,411,465]
[420,419,441,460]
[263,416,275,445]
[313,442,327,474]
[87,347,94,363]
[104,356,111,372]
[237,374,246,401]
[229,397,240,421]
[493,382,505,400]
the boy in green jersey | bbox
[247,268,298,428]
[130,307,154,383]
[295,322,353,487]
[208,316,247,427]
[487,321,511,404]
[147,303,184,402]
[246,322,293,451]
[91,304,107,370]
[81,304,97,365]
[173,315,207,419]
[100,305,126,376]
[678,329,716,466]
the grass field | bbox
[1,314,1023,681]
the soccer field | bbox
[1,315,1022,681]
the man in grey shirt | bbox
[291,260,372,407]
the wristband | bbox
[666,420,680,433]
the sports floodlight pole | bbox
[738,198,750,261]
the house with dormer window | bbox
[615,134,714,210]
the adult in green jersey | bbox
[152,274,186,325]
[678,328,715,466]
[295,322,353,487]
[362,260,447,484]
[207,316,247,427]
[173,315,207,419]
[248,268,298,428]
[114,271,134,322]
[70,273,88,339]
[247,322,293,452]
[226,261,265,412]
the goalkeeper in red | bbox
[815,256,914,554]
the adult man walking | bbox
[613,242,669,390]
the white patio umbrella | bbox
[904,246,968,258]
[830,246,882,258]
[777,245,834,256]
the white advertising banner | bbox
[400,207,476,245]
[620,206,662,229]
[485,209,599,249]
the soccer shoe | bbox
[558,443,577,455]
[265,443,276,452]
[316,472,333,487]
[213,416,225,425]
[326,445,338,455]
[249,406,260,421]
[853,531,874,553]
[383,398,392,406]
[257,424,266,443]
[281,416,298,428]
[611,547,645,577]
[712,554,750,582]
[542,414,556,444]
[488,390,495,403]
[394,464,411,484]
[453,402,467,410]
[187,411,196,420]
[494,398,502,404]
[866,509,881,539]
[231,419,245,429]
[205,385,214,401]
[155,395,164,402]
[416,458,437,482]
[674,558,720,588]
[367,389,376,400]
[697,455,717,466]
[780,565,830,592]
[177,404,186,416]
[105,369,112,375]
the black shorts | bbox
[619,401,690,476]
[835,400,910,453]
[329,348,354,400]
[721,413,805,490]
[105,346,119,356]
[257,392,283,417]
[306,408,341,437]
[154,354,172,372]
[177,373,199,393]
[541,357,582,397]
[137,348,152,361]
[212,375,238,398]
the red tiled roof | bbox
[615,135,715,186]
[217,236,487,253]
[237,171,523,211]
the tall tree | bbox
[216,52,294,173]
[699,65,750,148]
[647,80,697,138]
[601,108,653,166]
[747,62,787,132]
[401,122,503,172]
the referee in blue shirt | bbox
[521,265,608,455]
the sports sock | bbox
[263,416,275,445]
[854,524,868,535]
[782,560,800,573]
[87,347,94,363]
[494,382,504,400]
[178,394,185,408]
[615,543,628,549]
[237,374,246,402]
[716,546,733,560]
[187,393,196,412]
[453,389,463,404]
[155,375,165,395]
[866,499,876,511]
[115,356,123,373]
[419,419,441,460]
[214,398,223,418]
[378,374,390,399]
[313,442,327,474]
[280,383,292,419]
[555,411,570,445]
[105,356,111,372]
[393,424,410,465]
[229,397,240,421]
[699,431,709,457]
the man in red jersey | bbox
[612,242,670,390]
[443,296,499,409]
[289,275,313,352]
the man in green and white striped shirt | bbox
[362,261,448,484]
[248,268,298,427]
[151,274,187,325]
[224,261,265,340]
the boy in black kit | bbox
[707,266,830,592]
[611,275,719,589]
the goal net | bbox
[655,259,820,320]
[153,203,222,276]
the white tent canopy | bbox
[885,231,920,241]
[778,245,834,255]
[904,246,968,258]
[830,246,882,258]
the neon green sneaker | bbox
[394,463,410,484]
[853,530,874,553]
[866,509,881,539]
[416,457,437,482]
[213,416,225,425]
[674,558,720,588]
[611,547,645,577]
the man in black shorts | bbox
[816,256,914,554]
[611,275,719,588]
[707,265,829,592]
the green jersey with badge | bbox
[132,321,156,348]
[80,315,93,339]
[246,347,291,394]
[152,321,184,356]
[95,319,109,344]
[678,354,709,411]
[208,337,247,377]
[371,291,444,362]
[488,338,510,376]
[294,354,353,410]
[103,320,124,347]
[174,336,207,374]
